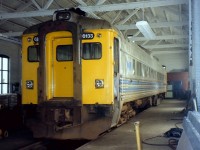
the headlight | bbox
[54,10,71,21]
[33,36,39,43]
[26,80,34,89]
[95,79,104,88]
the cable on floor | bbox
[175,121,183,129]
[142,127,183,150]
[142,135,169,146]
[142,136,178,150]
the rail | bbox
[19,141,48,150]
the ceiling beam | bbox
[43,0,54,9]
[150,8,156,17]
[0,34,21,45]
[134,31,140,37]
[76,0,101,19]
[96,0,106,5]
[17,1,33,11]
[111,10,122,24]
[152,50,187,55]
[143,40,161,49]
[2,25,188,37]
[0,0,188,19]
[164,9,173,34]
[0,2,40,26]
[80,0,188,12]
[0,37,21,45]
[116,8,139,25]
[1,32,23,37]
[141,40,150,46]
[31,0,42,10]
[76,0,87,6]
[130,35,188,41]
[116,21,188,30]
[164,7,180,17]
[143,44,188,49]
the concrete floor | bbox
[77,99,186,150]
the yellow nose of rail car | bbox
[82,29,116,105]
[22,33,39,104]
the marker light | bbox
[26,80,34,89]
[27,37,32,42]
[95,79,104,88]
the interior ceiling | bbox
[0,0,189,57]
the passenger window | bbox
[114,38,119,73]
[141,64,145,77]
[144,65,148,77]
[132,59,135,75]
[146,66,149,77]
[137,62,142,76]
[28,45,39,62]
[56,45,73,61]
[151,69,154,79]
[82,43,102,59]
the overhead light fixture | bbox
[136,21,156,39]
[162,65,166,69]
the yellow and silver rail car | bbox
[119,36,167,104]
[22,9,166,140]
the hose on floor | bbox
[142,120,183,150]
[142,135,178,150]
[142,126,183,150]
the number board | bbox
[82,33,94,39]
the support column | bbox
[192,0,200,110]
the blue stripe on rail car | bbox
[119,78,165,93]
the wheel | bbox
[3,130,8,138]
[0,129,2,137]
[152,96,158,106]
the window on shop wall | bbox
[0,55,9,94]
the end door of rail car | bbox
[46,31,73,99]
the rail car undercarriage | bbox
[28,99,113,139]
[27,94,164,140]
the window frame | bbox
[82,42,102,60]
[0,55,9,94]
[56,45,73,61]
[27,45,39,62]
[136,61,142,77]
[114,38,119,73]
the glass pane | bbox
[56,45,73,61]
[114,38,119,73]
[28,46,39,62]
[82,43,102,59]
[2,84,8,94]
[0,57,1,70]
[3,71,8,83]
[133,59,135,75]
[0,72,1,83]
[137,62,142,76]
[3,58,8,70]
[0,84,1,94]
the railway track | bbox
[18,139,90,150]
[19,140,48,150]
